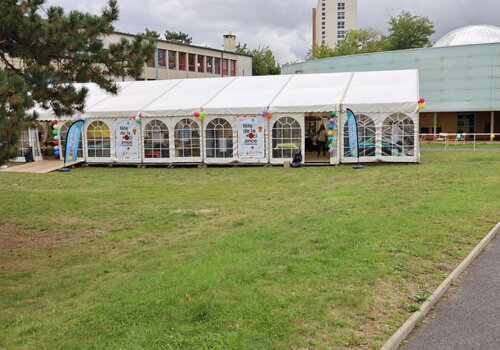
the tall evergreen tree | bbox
[0,0,154,165]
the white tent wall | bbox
[27,70,420,166]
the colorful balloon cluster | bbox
[262,109,273,119]
[194,111,205,121]
[328,112,336,154]
[51,120,60,157]
[133,114,141,123]
[419,98,426,109]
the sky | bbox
[43,0,500,64]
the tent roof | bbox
[36,70,419,120]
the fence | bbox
[419,133,499,151]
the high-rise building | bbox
[312,0,357,47]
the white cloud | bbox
[43,0,500,64]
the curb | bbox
[381,221,500,350]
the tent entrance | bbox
[304,114,332,163]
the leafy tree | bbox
[0,0,154,165]
[387,11,435,50]
[165,30,192,45]
[236,44,280,76]
[306,43,336,60]
[335,29,390,56]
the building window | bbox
[457,113,476,133]
[272,117,301,159]
[206,118,233,158]
[337,31,345,39]
[322,21,325,25]
[337,21,345,29]
[322,40,326,44]
[343,115,376,157]
[338,2,345,11]
[230,60,236,76]
[87,121,111,158]
[322,12,325,16]
[214,57,221,74]
[144,120,169,159]
[157,49,166,67]
[179,52,186,70]
[168,51,176,70]
[222,59,228,76]
[188,54,196,72]
[206,57,213,73]
[338,12,345,20]
[322,31,326,35]
[60,121,83,159]
[174,119,200,158]
[147,55,155,68]
[382,113,415,157]
[197,55,205,73]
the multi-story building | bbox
[312,0,358,47]
[102,32,253,81]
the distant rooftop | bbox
[433,24,500,47]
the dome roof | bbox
[433,25,500,47]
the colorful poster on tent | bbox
[64,120,84,162]
[346,108,359,157]
[115,118,140,160]
[237,115,266,159]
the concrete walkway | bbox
[402,233,500,350]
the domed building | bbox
[283,25,500,141]
[433,25,500,47]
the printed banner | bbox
[237,115,266,159]
[64,120,84,163]
[346,108,359,157]
[115,118,140,160]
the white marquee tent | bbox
[27,69,420,165]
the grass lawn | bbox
[1,152,499,350]
[420,142,500,149]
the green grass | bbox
[420,142,500,149]
[1,152,499,349]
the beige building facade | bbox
[312,0,357,48]
[103,32,253,81]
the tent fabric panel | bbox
[269,72,353,113]
[86,80,183,117]
[142,77,236,117]
[203,75,292,115]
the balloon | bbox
[51,120,58,124]
[197,116,203,121]
[53,130,58,135]
[456,134,461,140]
[53,141,59,145]
[77,116,84,121]
[54,146,59,150]
[328,148,334,153]
[54,136,59,141]
[267,113,273,119]
[331,112,337,117]
[328,143,333,148]
[419,98,425,104]
[329,118,335,124]
[328,124,334,130]
[200,112,205,118]
[135,119,141,123]
[328,136,333,141]
[432,134,438,140]
[491,134,495,140]
[262,109,269,116]
[419,103,426,109]
[194,112,200,118]
[327,130,333,136]
[54,151,60,156]
[53,123,61,130]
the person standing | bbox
[317,124,328,157]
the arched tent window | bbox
[382,113,415,157]
[174,119,200,158]
[343,114,376,157]
[206,118,233,158]
[144,120,169,158]
[60,121,84,159]
[272,117,301,159]
[87,121,111,158]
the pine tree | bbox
[0,0,155,165]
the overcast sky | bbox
[44,0,500,64]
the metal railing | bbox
[419,133,499,151]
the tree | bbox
[236,44,280,76]
[0,0,154,165]
[387,11,435,50]
[165,30,192,45]
[334,29,390,56]
[306,43,336,60]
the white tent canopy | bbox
[35,70,419,120]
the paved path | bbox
[402,233,500,350]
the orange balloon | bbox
[267,113,273,119]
